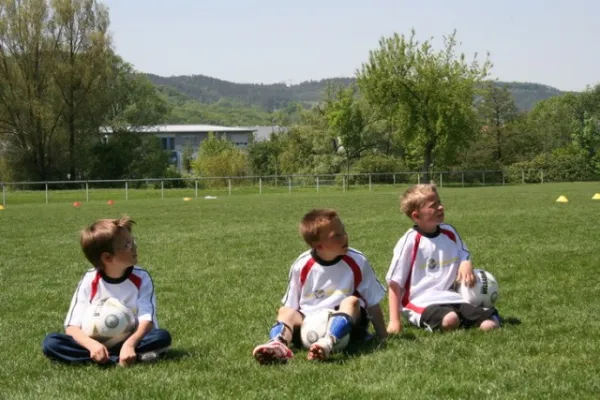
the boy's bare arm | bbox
[387,281,403,334]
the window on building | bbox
[161,137,175,150]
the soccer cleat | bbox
[252,340,293,365]
[307,336,334,361]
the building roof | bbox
[102,124,257,134]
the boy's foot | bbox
[138,347,170,363]
[252,340,293,365]
[307,336,334,361]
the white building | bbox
[102,124,257,171]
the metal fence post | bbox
[45,182,49,204]
[369,174,372,191]
[195,180,198,198]
[439,173,443,188]
[540,170,544,184]
[2,183,5,206]
[461,172,465,188]
[161,180,164,199]
[228,179,232,196]
[288,177,291,193]
[393,174,396,186]
[125,181,128,200]
[259,178,262,194]
[343,176,346,192]
[316,177,319,193]
[417,173,420,184]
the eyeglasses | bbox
[115,238,136,251]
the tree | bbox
[49,0,111,180]
[356,29,491,181]
[247,132,283,176]
[475,81,519,163]
[525,93,583,155]
[87,132,170,180]
[191,133,248,185]
[0,0,61,181]
[324,84,377,176]
[0,0,167,182]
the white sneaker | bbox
[252,340,293,365]
[138,347,169,363]
[307,336,334,361]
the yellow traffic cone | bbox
[556,195,568,203]
[0,205,4,210]
[592,193,600,200]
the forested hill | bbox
[145,73,565,113]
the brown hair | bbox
[80,216,135,269]
[299,208,339,246]
[400,184,439,217]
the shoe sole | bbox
[253,345,292,365]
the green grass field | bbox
[1,182,599,399]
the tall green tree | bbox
[324,84,376,176]
[356,29,491,181]
[476,81,519,163]
[49,0,111,180]
[0,0,60,181]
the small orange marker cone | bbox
[73,201,81,207]
[107,200,114,205]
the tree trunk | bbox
[69,111,76,180]
[422,138,435,183]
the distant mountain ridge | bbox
[145,73,566,114]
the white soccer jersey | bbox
[386,224,470,326]
[282,248,386,315]
[64,266,158,329]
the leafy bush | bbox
[505,147,598,183]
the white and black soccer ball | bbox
[456,269,499,309]
[81,297,137,348]
[300,308,350,352]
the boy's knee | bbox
[479,319,499,332]
[441,312,460,331]
[42,333,62,355]
[340,296,360,308]
[155,329,172,347]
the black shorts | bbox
[292,306,369,348]
[420,303,498,331]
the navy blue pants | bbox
[42,328,171,364]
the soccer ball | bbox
[81,297,137,348]
[300,309,350,352]
[456,269,499,309]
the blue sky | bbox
[101,0,599,91]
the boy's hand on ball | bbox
[119,343,137,367]
[89,341,109,364]
[457,265,475,288]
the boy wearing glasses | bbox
[42,216,171,367]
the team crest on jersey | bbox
[314,289,326,299]
[427,258,437,270]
